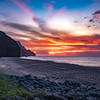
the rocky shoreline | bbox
[9,74,100,100]
[0,57,100,99]
[0,57,100,88]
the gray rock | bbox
[24,74,33,79]
[14,96,22,100]
[10,75,100,100]
[88,90,100,97]
[4,98,12,100]
[44,93,67,100]
[34,97,41,100]
[86,96,95,100]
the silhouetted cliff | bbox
[0,31,20,57]
[0,31,36,57]
[17,41,36,57]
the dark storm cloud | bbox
[0,21,49,39]
[1,21,48,36]
[3,22,35,32]
[0,21,64,41]
[93,10,100,15]
[1,21,100,48]
[32,17,51,33]
[1,21,47,34]
[1,21,70,39]
[7,31,32,39]
[86,10,100,28]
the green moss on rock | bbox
[0,74,35,100]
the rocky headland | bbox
[0,31,20,57]
[0,31,36,57]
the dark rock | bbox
[14,96,23,100]
[10,75,100,100]
[44,93,66,100]
[17,41,36,56]
[24,74,33,79]
[86,96,95,100]
[0,31,20,57]
[34,97,40,100]
[4,98,12,100]
[88,90,100,97]
[25,94,34,100]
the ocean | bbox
[21,56,100,67]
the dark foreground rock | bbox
[10,74,100,100]
[0,31,20,57]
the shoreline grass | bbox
[0,74,46,100]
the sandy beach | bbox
[0,57,100,88]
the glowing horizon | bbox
[0,0,100,56]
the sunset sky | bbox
[0,0,100,56]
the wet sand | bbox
[0,57,100,88]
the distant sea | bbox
[21,56,100,67]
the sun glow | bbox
[71,31,88,36]
[47,17,75,31]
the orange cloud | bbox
[3,21,100,56]
[19,33,100,56]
